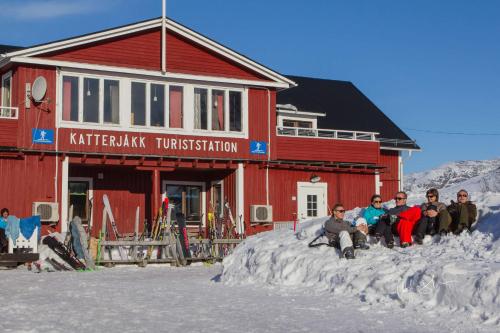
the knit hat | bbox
[426,204,437,212]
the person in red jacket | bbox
[375,192,421,248]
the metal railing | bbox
[0,106,18,119]
[276,126,378,142]
[378,137,419,148]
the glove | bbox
[389,215,399,225]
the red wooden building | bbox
[0,18,419,237]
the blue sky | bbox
[1,0,499,173]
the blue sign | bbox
[32,129,54,144]
[250,141,267,155]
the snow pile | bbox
[222,159,500,325]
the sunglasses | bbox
[335,209,345,213]
[395,197,406,201]
[426,195,435,198]
[373,200,382,203]
[458,194,468,198]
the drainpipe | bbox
[161,0,166,74]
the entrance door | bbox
[297,182,327,222]
[68,177,93,227]
[164,181,205,226]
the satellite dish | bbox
[32,76,47,102]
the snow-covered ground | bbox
[0,264,496,333]
[222,159,500,331]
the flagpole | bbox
[161,0,166,74]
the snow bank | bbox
[223,168,500,326]
[222,219,500,325]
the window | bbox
[212,90,225,131]
[194,88,208,130]
[307,194,318,217]
[62,76,79,121]
[166,184,202,226]
[282,120,313,128]
[169,86,183,128]
[1,72,12,108]
[150,83,165,127]
[104,80,119,124]
[229,91,242,131]
[131,82,146,126]
[83,78,99,123]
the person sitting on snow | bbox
[414,188,451,244]
[324,204,369,259]
[358,194,387,235]
[374,192,421,248]
[446,189,477,234]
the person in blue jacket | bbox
[0,208,9,253]
[361,195,387,235]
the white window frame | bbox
[210,180,224,219]
[162,180,206,227]
[67,177,94,229]
[56,69,249,139]
[1,71,12,107]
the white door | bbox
[297,182,328,222]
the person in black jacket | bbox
[324,203,369,259]
[374,192,411,248]
[447,189,477,234]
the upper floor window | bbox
[1,72,12,108]
[59,72,246,136]
[282,119,313,128]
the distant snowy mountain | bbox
[404,159,500,193]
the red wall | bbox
[40,28,268,81]
[379,150,400,201]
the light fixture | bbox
[310,174,321,183]
[86,80,91,96]
[153,86,158,102]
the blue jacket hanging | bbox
[20,216,41,240]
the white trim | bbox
[162,180,206,227]
[60,156,69,233]
[10,57,291,89]
[398,152,404,191]
[3,18,295,87]
[276,109,326,117]
[67,177,94,230]
[236,163,245,235]
[380,146,421,152]
[210,179,224,219]
[375,172,382,195]
[297,182,328,221]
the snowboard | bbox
[71,216,96,270]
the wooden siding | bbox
[0,120,18,146]
[379,150,400,201]
[0,155,57,236]
[276,136,380,164]
[40,29,268,81]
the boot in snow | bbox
[355,242,370,250]
[401,242,410,248]
[343,247,355,259]
[386,241,394,249]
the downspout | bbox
[161,0,166,74]
[266,88,270,206]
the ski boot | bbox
[401,242,410,248]
[354,242,370,250]
[414,235,423,245]
[342,247,355,259]
[386,241,394,249]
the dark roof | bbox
[277,75,420,150]
[0,44,25,54]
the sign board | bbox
[250,141,267,155]
[32,129,54,144]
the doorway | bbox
[163,181,206,227]
[67,177,93,227]
[297,182,327,222]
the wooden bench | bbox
[0,253,40,268]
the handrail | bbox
[0,106,18,119]
[378,137,418,147]
[276,126,378,142]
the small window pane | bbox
[104,80,119,124]
[69,181,89,222]
[229,91,242,131]
[131,82,146,126]
[62,76,79,121]
[169,86,183,128]
[194,88,207,130]
[83,78,99,123]
[150,84,165,127]
[212,90,225,131]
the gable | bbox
[36,27,269,81]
